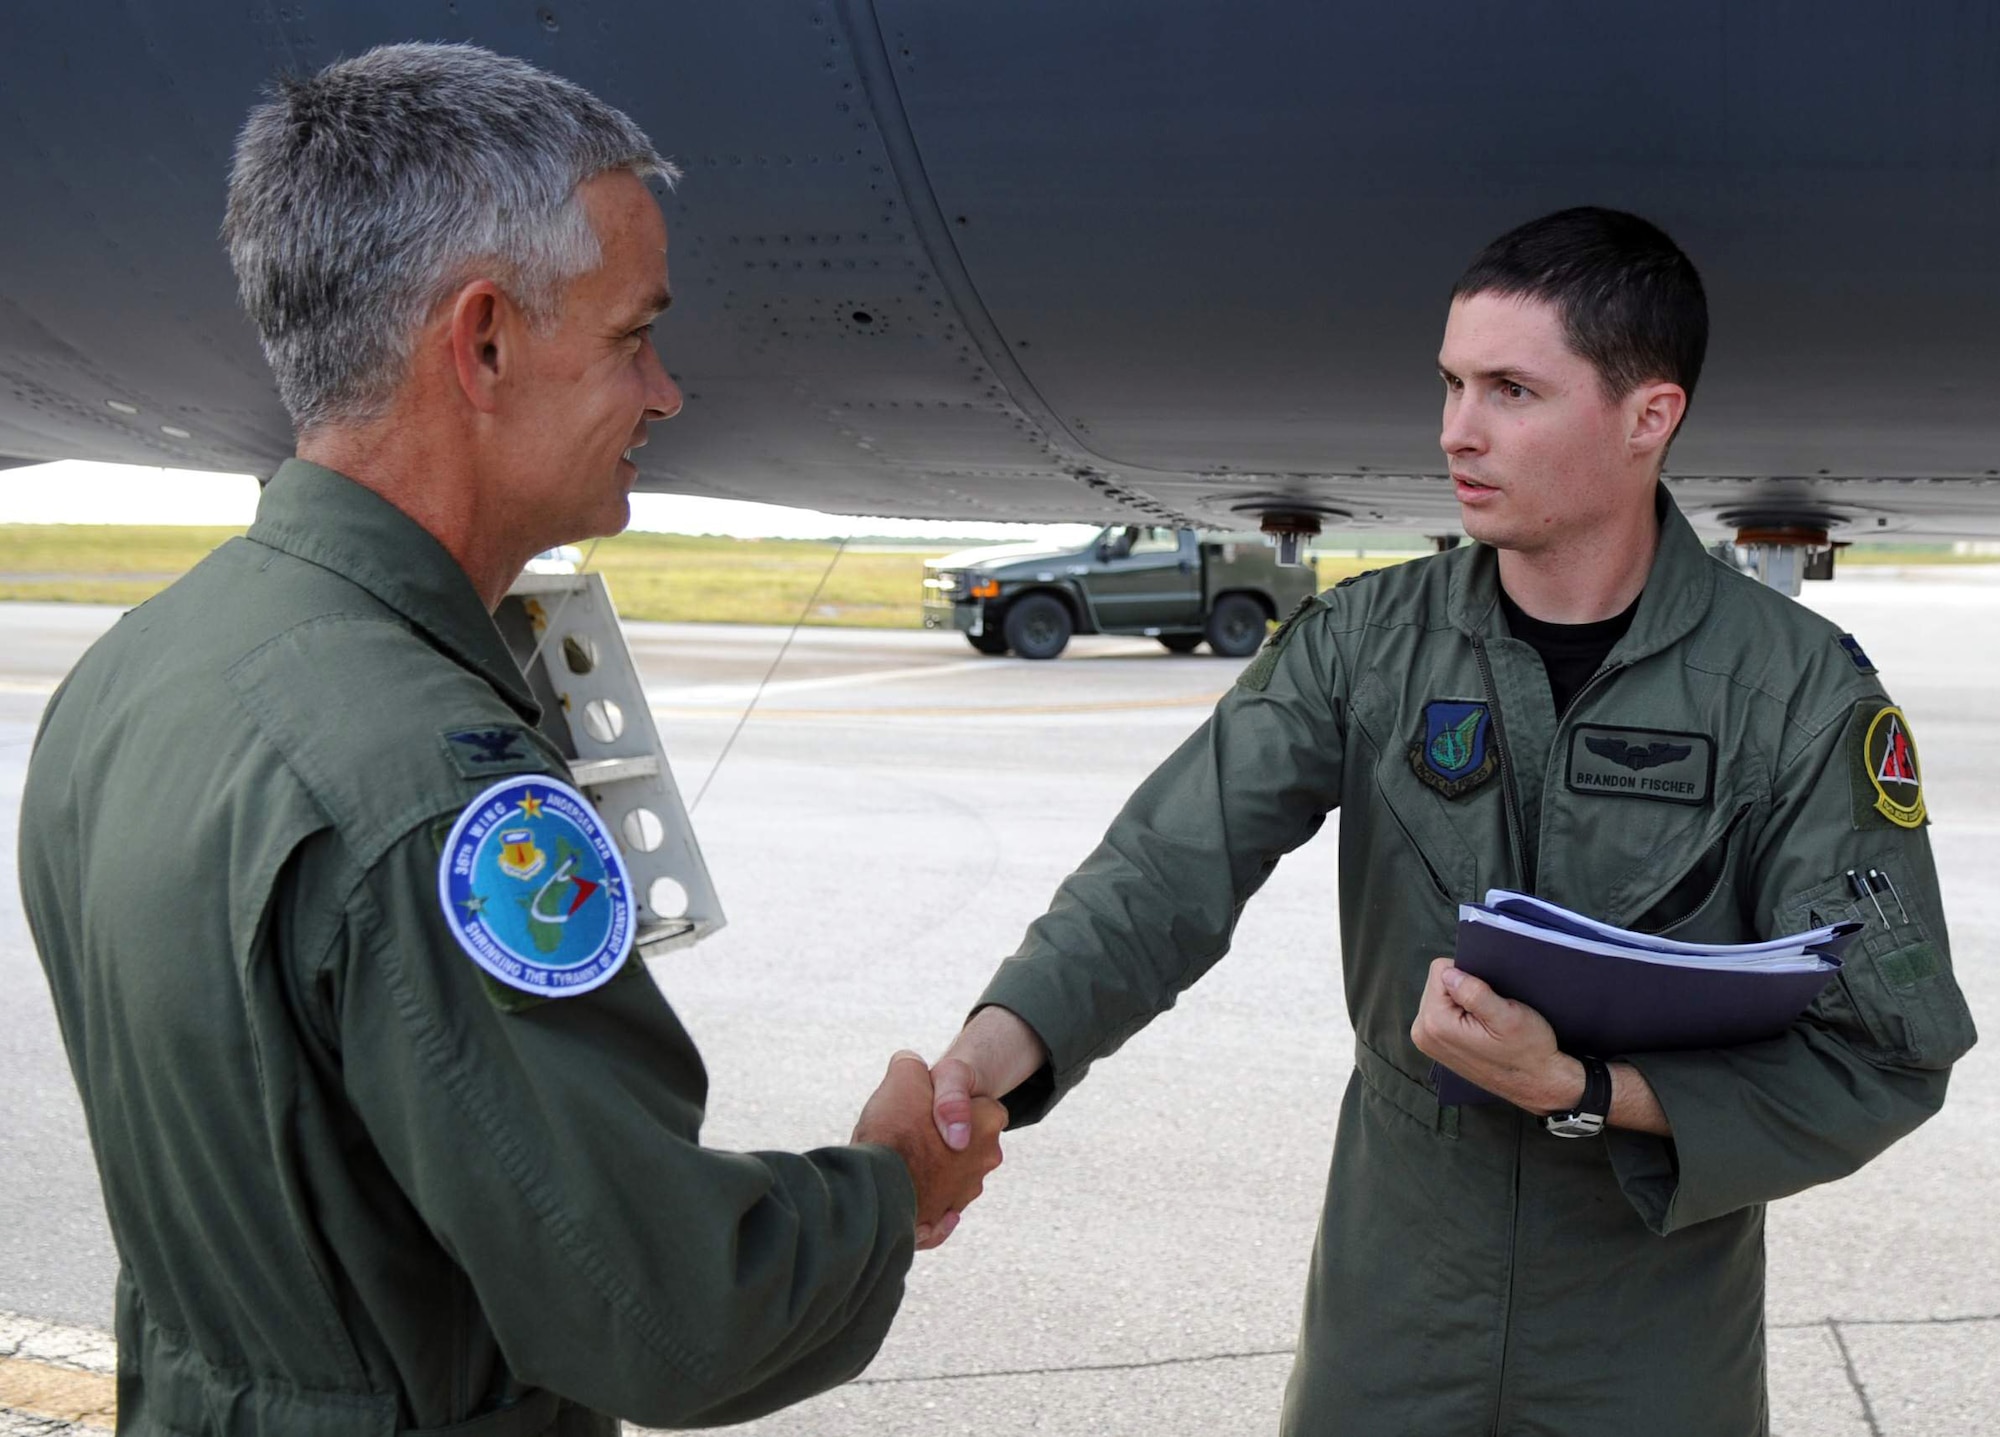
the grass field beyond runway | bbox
[0,526,1403,626]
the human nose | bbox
[1439,388,1482,460]
[641,341,683,421]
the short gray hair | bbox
[224,42,678,432]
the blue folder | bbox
[1433,891,1859,1107]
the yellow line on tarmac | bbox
[0,1355,116,1431]
[652,691,1227,721]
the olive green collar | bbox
[1447,485,1716,665]
[247,459,540,722]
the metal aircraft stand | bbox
[497,573,724,958]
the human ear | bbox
[447,280,511,415]
[1627,381,1687,462]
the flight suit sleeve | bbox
[1605,695,1977,1236]
[977,598,1347,1125]
[332,818,918,1429]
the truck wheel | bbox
[966,628,1010,656]
[1205,594,1269,658]
[1158,634,1203,654]
[1003,594,1073,660]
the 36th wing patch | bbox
[437,775,635,998]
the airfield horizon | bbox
[0,524,1991,628]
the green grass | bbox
[0,525,246,606]
[1836,545,2000,565]
[0,524,1984,623]
[589,532,941,627]
[0,524,1415,625]
[0,525,963,624]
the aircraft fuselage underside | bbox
[2,3,1997,541]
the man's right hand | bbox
[852,1051,1006,1250]
[931,1006,1048,1151]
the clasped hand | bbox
[852,1051,1007,1250]
[1408,957,1581,1114]
[855,1008,1049,1249]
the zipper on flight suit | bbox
[1471,632,1530,1434]
[1471,637,1532,892]
[1487,1116,1528,1437]
[1553,660,1624,739]
[1470,647,1633,1434]
[1534,656,1629,868]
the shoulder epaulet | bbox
[226,616,559,869]
[1334,568,1382,590]
[1836,632,1878,676]
[1236,592,1329,692]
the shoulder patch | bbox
[1838,634,1877,676]
[437,775,636,1000]
[1850,702,1926,830]
[1236,593,1327,692]
[442,724,548,779]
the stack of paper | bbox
[1435,889,1857,1106]
[1468,890,1849,973]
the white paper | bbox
[1463,890,1845,973]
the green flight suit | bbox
[18,460,917,1436]
[979,491,1975,1436]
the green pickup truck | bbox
[921,524,1317,660]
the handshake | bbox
[849,1007,1047,1250]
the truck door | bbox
[1089,526,1203,631]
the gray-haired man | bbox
[18,42,1002,1435]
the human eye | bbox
[1499,380,1531,401]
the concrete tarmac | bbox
[1,570,1995,1436]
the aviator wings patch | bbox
[1583,735,1693,772]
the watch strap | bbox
[1543,1055,1612,1137]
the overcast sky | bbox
[0,460,1099,544]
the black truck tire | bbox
[1158,634,1203,654]
[1205,593,1269,658]
[966,627,1011,656]
[1003,593,1073,660]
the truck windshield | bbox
[1100,525,1180,560]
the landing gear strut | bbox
[1259,513,1322,567]
[1732,525,1838,597]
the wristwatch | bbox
[1543,1056,1611,1138]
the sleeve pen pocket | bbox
[1780,868,1976,1071]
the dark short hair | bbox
[1451,207,1707,406]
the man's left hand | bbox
[1409,958,1582,1114]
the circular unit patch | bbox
[1862,705,1925,829]
[438,774,635,997]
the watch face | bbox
[1545,1113,1606,1139]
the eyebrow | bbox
[1437,362,1548,387]
[623,289,673,326]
